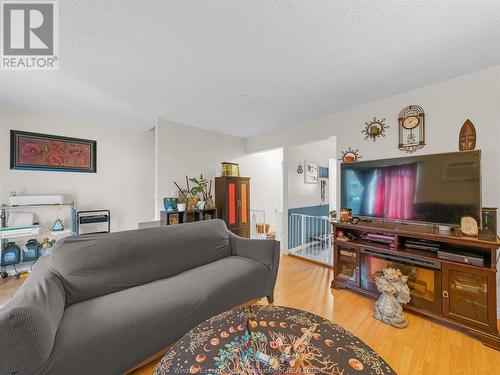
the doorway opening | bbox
[235,147,284,243]
[285,137,336,265]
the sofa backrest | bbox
[0,257,66,375]
[50,219,231,304]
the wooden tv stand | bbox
[331,220,500,350]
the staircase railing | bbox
[287,213,332,263]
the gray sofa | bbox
[0,219,280,375]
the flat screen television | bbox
[341,150,481,225]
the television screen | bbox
[341,151,481,225]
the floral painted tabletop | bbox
[153,305,396,375]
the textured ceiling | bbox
[1,1,500,137]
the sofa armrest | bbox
[228,231,279,269]
[228,232,280,302]
[0,256,66,375]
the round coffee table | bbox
[153,305,395,375]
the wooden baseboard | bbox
[123,298,262,374]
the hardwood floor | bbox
[132,254,500,374]
[0,278,24,308]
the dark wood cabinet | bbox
[332,221,500,350]
[442,263,497,333]
[160,208,217,226]
[215,177,250,237]
[334,241,360,287]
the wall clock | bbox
[339,147,361,163]
[398,105,425,153]
[362,117,388,141]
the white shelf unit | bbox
[0,225,40,240]
[0,202,76,276]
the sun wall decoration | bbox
[339,147,361,163]
[362,117,388,141]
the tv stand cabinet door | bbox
[442,263,498,333]
[334,242,360,288]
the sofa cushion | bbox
[50,219,231,304]
[0,257,66,375]
[39,256,269,375]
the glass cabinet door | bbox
[443,264,495,331]
[228,182,237,226]
[335,244,359,286]
[239,181,248,225]
[360,252,442,314]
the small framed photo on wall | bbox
[304,160,318,184]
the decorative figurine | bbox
[38,238,56,257]
[297,162,303,174]
[51,218,64,231]
[374,268,411,328]
[459,119,476,151]
[336,231,350,242]
[461,215,479,237]
[329,209,337,220]
[340,208,352,222]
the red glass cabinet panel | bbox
[228,183,236,225]
[240,182,248,224]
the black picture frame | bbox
[10,130,97,173]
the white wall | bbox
[246,65,500,309]
[235,148,283,233]
[287,138,336,209]
[155,118,247,217]
[247,65,500,221]
[0,108,155,231]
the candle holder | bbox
[330,209,338,221]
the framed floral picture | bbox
[304,160,318,184]
[10,130,97,173]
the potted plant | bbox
[174,181,191,211]
[189,174,214,209]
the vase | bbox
[197,201,206,210]
[205,197,215,208]
[189,197,198,211]
[163,197,178,212]
[1,242,21,266]
[38,238,55,257]
[177,203,186,212]
[22,239,39,261]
